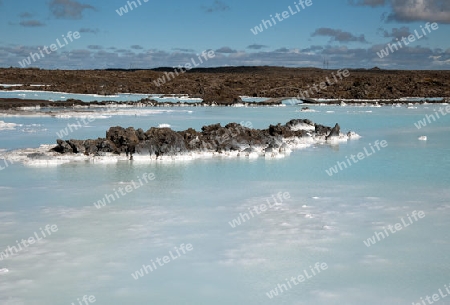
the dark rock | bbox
[51,119,342,157]
[106,126,140,154]
[136,127,188,157]
[326,123,341,140]
[315,124,331,135]
[27,153,48,159]
[53,139,73,153]
[66,140,85,154]
[96,139,116,154]
[286,119,314,129]
[83,139,100,155]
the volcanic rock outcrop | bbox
[52,119,348,159]
[325,123,340,140]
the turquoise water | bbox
[1,103,450,304]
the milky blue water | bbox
[0,90,202,103]
[1,101,450,305]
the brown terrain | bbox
[0,67,449,108]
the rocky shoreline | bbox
[3,119,359,165]
[0,96,447,113]
[0,97,286,111]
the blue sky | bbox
[0,0,449,69]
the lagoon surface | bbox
[1,101,449,305]
[0,89,203,103]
